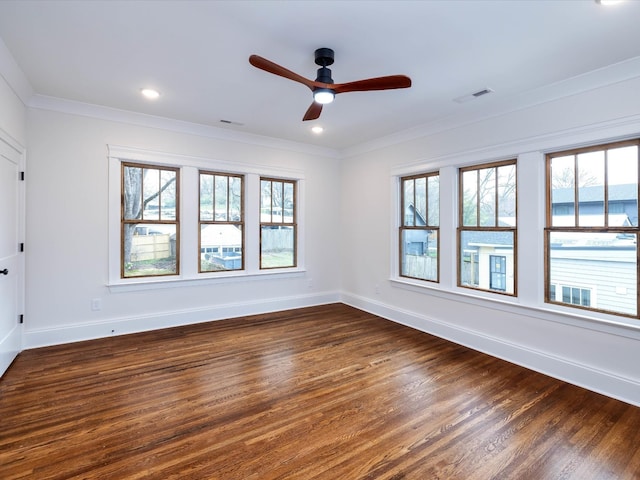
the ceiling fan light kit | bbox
[313,88,335,104]
[249,47,411,121]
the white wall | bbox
[23,108,342,347]
[340,75,640,407]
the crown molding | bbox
[27,94,341,159]
[0,37,33,105]
[342,55,640,159]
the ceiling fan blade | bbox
[249,55,317,90]
[303,102,323,121]
[332,75,412,94]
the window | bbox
[109,145,304,288]
[546,139,639,317]
[489,255,506,291]
[121,162,179,278]
[458,160,517,295]
[260,178,296,269]
[199,171,244,272]
[400,172,439,282]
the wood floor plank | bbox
[1,303,639,479]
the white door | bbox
[0,134,24,377]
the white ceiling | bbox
[1,0,640,152]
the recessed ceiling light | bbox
[141,88,160,100]
[595,0,624,5]
[311,126,324,134]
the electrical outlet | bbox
[91,298,102,311]
[307,278,313,289]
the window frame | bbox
[544,138,640,318]
[259,177,297,270]
[399,171,440,283]
[120,161,180,279]
[457,159,518,296]
[198,170,245,273]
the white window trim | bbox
[107,145,305,292]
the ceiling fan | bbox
[249,48,412,121]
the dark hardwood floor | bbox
[1,303,639,479]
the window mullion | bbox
[604,149,609,228]
[476,170,480,227]
[494,167,499,228]
[573,155,579,226]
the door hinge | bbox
[19,314,24,324]
[19,171,25,181]
[19,243,24,252]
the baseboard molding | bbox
[23,291,341,349]
[0,324,21,377]
[341,292,640,408]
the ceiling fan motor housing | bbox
[314,48,334,84]
[314,48,334,66]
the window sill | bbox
[390,276,640,340]
[108,268,307,293]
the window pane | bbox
[497,164,516,225]
[401,229,438,281]
[462,170,478,226]
[261,180,272,222]
[230,176,242,221]
[214,175,228,221]
[548,231,637,316]
[272,181,283,223]
[123,224,177,277]
[403,179,415,226]
[159,170,176,220]
[200,224,243,272]
[551,155,575,227]
[479,168,496,227]
[283,182,294,223]
[200,174,214,221]
[608,145,638,227]
[428,175,439,226]
[123,166,143,220]
[460,230,514,294]
[577,151,605,227]
[415,177,426,225]
[143,168,160,220]
[261,226,295,268]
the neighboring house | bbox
[552,184,638,225]
[200,224,243,270]
[405,187,638,304]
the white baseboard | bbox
[341,292,640,408]
[23,291,341,349]
[0,324,21,377]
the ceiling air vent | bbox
[453,88,494,104]
[219,119,244,126]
